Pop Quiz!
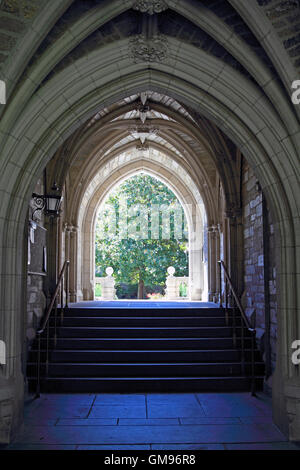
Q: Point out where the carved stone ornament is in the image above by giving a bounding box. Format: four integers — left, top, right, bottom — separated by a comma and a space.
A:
128, 120, 159, 134
136, 142, 149, 151
132, 0, 168, 15
129, 34, 169, 63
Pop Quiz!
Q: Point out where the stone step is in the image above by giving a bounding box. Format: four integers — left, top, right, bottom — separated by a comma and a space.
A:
60, 307, 226, 318
49, 316, 236, 327
44, 326, 251, 339
28, 348, 261, 363
27, 376, 264, 393
27, 361, 265, 377
35, 337, 255, 350
28, 306, 262, 394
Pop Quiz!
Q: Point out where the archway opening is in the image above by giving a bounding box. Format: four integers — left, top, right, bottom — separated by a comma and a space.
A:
94, 172, 201, 300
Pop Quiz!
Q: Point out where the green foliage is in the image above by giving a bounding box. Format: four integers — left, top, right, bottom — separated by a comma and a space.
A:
179, 282, 188, 297
116, 283, 140, 299
95, 174, 188, 290
94, 283, 102, 297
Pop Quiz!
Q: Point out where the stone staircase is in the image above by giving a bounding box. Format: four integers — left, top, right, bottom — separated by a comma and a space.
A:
27, 306, 264, 392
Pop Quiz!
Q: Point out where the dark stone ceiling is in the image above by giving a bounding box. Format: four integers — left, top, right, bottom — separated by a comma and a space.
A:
1, 0, 299, 83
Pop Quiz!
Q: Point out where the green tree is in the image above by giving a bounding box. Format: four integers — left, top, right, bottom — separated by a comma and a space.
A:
95, 174, 188, 298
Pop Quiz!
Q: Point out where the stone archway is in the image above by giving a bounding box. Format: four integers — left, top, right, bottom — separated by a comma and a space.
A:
0, 34, 298, 441
77, 153, 207, 302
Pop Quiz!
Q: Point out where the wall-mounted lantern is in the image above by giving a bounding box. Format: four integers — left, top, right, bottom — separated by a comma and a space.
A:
32, 182, 63, 220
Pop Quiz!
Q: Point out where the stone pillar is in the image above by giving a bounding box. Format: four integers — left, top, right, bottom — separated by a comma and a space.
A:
76, 227, 83, 301
207, 225, 218, 302
189, 247, 203, 301
44, 216, 59, 301
215, 225, 221, 303
64, 224, 71, 303
69, 226, 78, 303
224, 209, 243, 297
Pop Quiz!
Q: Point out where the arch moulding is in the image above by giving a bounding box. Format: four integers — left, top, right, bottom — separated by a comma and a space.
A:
75, 154, 207, 302
0, 38, 298, 441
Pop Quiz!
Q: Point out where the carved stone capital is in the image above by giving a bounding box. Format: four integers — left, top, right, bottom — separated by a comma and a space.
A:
129, 34, 169, 63
207, 225, 218, 233
132, 0, 168, 15
65, 224, 78, 234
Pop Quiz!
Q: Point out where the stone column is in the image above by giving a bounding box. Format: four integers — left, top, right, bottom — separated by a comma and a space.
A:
44, 216, 59, 301
215, 225, 221, 302
189, 247, 203, 301
207, 225, 218, 302
69, 225, 78, 303
224, 209, 243, 297
64, 224, 81, 303
64, 224, 72, 303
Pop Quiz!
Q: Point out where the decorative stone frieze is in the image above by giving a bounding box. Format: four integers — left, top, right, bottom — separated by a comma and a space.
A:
129, 34, 169, 63
132, 0, 168, 15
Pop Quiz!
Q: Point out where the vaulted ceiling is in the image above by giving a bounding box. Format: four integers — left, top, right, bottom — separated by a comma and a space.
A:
0, 0, 299, 227
1, 0, 299, 90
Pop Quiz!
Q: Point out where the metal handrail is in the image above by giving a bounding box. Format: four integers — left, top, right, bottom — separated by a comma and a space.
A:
218, 260, 256, 396
37, 260, 69, 334
35, 260, 70, 397
218, 261, 254, 332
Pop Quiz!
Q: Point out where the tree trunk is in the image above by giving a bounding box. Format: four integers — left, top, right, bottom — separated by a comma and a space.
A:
138, 279, 144, 299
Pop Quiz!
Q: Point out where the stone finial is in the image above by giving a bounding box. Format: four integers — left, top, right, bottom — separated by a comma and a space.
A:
167, 266, 175, 276
132, 0, 168, 15
106, 266, 114, 276
129, 34, 169, 63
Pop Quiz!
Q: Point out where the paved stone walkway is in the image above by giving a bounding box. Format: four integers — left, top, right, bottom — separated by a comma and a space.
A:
4, 392, 300, 450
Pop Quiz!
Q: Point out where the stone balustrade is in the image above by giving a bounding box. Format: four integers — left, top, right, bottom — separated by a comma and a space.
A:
165, 266, 189, 300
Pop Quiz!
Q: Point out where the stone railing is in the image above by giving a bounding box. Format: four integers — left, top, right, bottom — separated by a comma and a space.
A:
95, 267, 116, 300
165, 266, 189, 300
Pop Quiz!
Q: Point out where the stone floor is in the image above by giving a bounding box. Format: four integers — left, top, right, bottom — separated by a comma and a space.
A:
4, 392, 300, 450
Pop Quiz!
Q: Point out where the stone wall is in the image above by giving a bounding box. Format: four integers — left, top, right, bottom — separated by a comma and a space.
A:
27, 178, 47, 345
26, 274, 46, 343
267, 207, 277, 380
242, 161, 277, 391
